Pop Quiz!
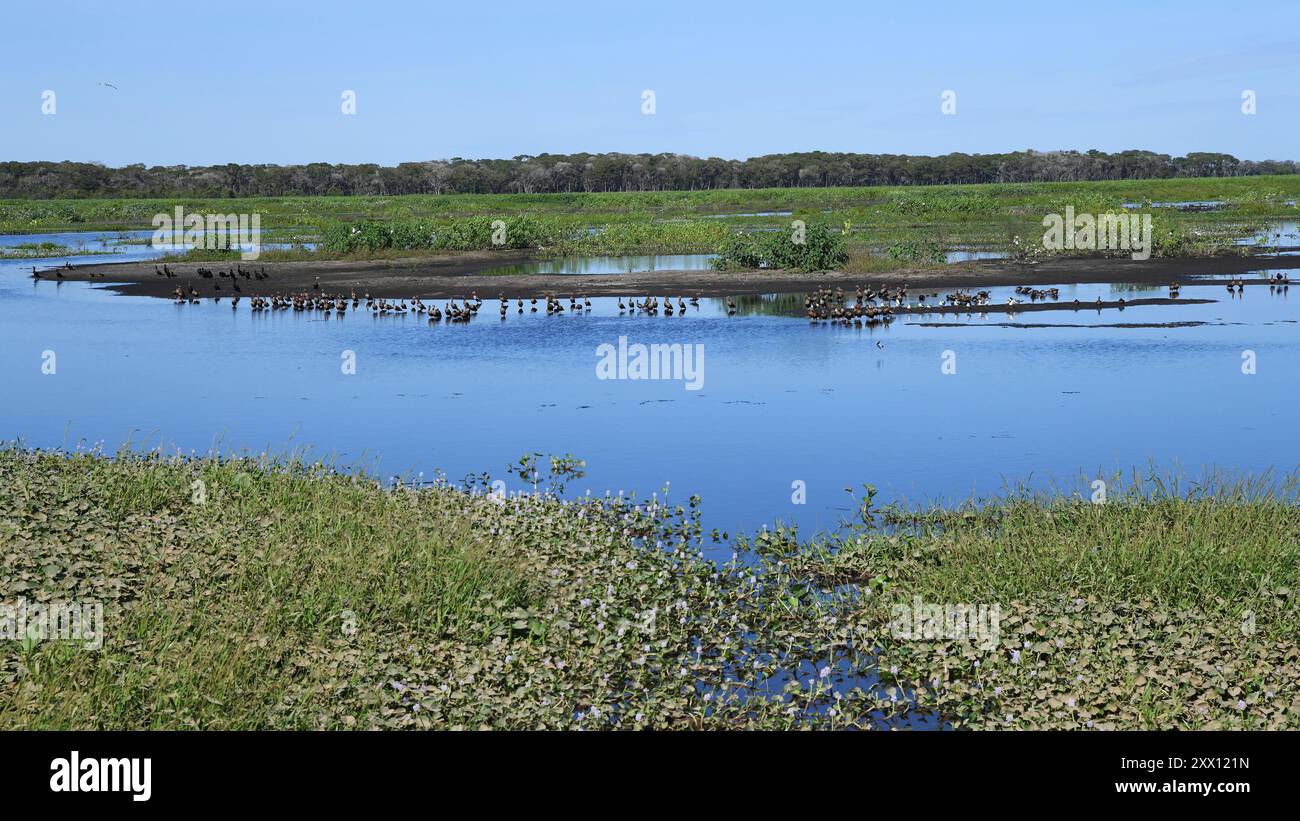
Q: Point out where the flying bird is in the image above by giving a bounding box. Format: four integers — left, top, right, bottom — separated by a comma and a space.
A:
97, 81, 118, 90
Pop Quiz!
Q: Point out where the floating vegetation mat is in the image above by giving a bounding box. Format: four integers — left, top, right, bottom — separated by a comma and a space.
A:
1, 448, 1297, 730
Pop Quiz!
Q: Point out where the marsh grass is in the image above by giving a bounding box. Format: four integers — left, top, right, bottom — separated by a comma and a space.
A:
1, 447, 530, 728
799, 472, 1299, 618
3, 448, 1297, 730
6, 176, 1297, 268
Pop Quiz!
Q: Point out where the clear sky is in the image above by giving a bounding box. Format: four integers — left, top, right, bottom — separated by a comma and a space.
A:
2, 0, 1296, 166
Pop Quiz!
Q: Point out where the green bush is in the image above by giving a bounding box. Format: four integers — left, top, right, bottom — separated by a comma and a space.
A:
712, 223, 848, 272
320, 215, 577, 254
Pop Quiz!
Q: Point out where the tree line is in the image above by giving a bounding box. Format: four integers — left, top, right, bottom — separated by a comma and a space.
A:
1, 150, 1294, 199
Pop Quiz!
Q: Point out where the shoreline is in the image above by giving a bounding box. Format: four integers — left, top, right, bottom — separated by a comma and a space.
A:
32, 250, 1297, 301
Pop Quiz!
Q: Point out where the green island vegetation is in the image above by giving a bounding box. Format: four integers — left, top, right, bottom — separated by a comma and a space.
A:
1, 175, 1297, 272
3, 447, 1296, 730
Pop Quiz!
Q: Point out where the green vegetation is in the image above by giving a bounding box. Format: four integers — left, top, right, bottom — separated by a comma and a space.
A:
322, 216, 560, 253
1, 241, 69, 259
790, 475, 1300, 729
0, 241, 115, 260
317, 215, 733, 258
712, 223, 849, 272
2, 175, 1297, 269
885, 238, 947, 264
3, 448, 1296, 730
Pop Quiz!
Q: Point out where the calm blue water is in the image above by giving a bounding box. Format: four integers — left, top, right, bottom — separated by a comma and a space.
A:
3, 232, 1298, 539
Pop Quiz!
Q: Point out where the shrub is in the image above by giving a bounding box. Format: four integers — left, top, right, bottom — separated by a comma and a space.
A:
320, 215, 576, 254
712, 223, 848, 272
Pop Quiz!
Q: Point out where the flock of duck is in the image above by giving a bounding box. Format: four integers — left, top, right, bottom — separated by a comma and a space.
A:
44, 262, 1292, 320
166, 281, 729, 323
1012, 286, 1063, 302
804, 285, 917, 323
158, 264, 734, 320
800, 284, 1061, 323
1225, 273, 1291, 296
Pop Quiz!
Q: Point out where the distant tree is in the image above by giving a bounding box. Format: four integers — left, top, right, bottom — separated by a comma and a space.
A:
0, 150, 1293, 199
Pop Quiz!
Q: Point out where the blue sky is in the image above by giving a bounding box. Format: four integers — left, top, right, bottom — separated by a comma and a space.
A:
2, 0, 1296, 166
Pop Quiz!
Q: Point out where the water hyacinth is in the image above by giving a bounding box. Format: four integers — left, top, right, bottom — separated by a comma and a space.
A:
1, 447, 1297, 730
